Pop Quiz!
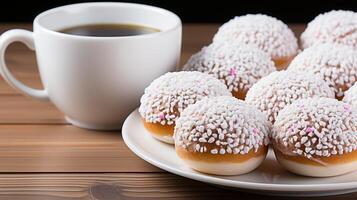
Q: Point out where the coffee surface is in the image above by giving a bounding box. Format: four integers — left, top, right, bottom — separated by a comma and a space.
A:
59, 23, 160, 37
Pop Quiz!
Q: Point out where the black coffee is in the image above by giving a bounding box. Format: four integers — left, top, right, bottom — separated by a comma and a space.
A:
59, 23, 160, 37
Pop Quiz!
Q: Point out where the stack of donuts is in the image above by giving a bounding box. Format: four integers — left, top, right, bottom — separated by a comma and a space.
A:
139, 10, 357, 177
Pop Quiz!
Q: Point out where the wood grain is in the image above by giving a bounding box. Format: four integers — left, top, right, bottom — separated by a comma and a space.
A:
0, 124, 159, 172
0, 95, 64, 124
0, 173, 353, 200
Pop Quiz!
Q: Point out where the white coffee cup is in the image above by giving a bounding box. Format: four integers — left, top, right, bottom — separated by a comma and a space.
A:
0, 3, 181, 130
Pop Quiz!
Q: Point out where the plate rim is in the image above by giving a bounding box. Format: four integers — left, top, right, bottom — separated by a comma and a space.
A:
122, 109, 357, 192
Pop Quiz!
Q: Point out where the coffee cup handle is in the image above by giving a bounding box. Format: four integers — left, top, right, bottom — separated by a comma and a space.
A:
0, 29, 49, 101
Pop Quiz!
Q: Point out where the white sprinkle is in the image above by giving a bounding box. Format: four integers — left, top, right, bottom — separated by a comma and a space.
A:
219, 148, 226, 154
233, 148, 240, 154
198, 138, 207, 143
305, 147, 312, 153
195, 144, 200, 151
301, 136, 308, 144
295, 142, 301, 148
211, 149, 218, 154
208, 137, 215, 143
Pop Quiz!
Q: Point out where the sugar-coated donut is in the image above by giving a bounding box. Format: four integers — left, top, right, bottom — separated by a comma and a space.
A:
139, 71, 231, 144
174, 96, 271, 175
245, 70, 334, 124
213, 14, 299, 70
288, 43, 357, 100
273, 97, 357, 177
183, 43, 275, 99
301, 10, 357, 49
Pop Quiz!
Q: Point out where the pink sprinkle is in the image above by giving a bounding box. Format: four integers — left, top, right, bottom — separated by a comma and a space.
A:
298, 104, 304, 109
343, 104, 349, 112
159, 113, 165, 120
288, 124, 297, 132
229, 68, 236, 76
306, 127, 314, 133
252, 128, 257, 135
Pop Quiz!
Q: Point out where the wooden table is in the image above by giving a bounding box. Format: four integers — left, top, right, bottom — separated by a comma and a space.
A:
0, 23, 355, 200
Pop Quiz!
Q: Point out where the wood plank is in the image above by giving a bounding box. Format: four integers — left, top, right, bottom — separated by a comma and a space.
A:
0, 173, 244, 200
0, 173, 353, 200
0, 95, 64, 124
0, 125, 160, 172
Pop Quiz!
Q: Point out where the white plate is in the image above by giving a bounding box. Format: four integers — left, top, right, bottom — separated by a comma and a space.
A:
122, 109, 357, 197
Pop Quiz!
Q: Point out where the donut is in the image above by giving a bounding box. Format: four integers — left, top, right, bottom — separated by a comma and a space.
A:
288, 43, 357, 100
174, 96, 271, 175
139, 71, 231, 144
213, 14, 299, 70
301, 10, 357, 49
245, 70, 334, 124
343, 82, 357, 108
183, 43, 275, 99
273, 97, 357, 177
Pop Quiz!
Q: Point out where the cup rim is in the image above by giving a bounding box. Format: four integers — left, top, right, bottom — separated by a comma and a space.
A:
33, 2, 182, 40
